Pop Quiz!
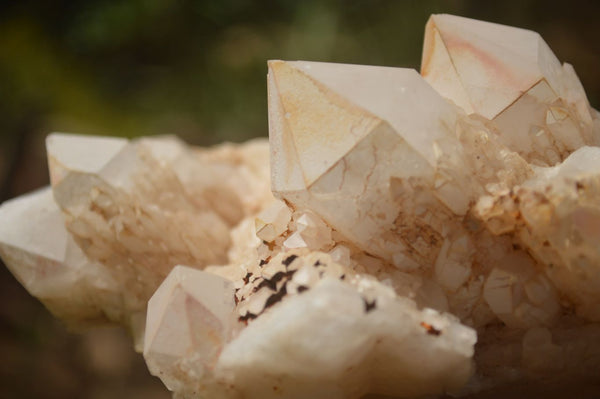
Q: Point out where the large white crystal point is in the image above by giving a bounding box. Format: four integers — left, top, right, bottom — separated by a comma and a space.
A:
268, 60, 530, 269
0, 187, 121, 326
422, 14, 556, 119
268, 60, 453, 265
144, 266, 237, 393
422, 14, 597, 165
269, 60, 458, 186
218, 278, 476, 399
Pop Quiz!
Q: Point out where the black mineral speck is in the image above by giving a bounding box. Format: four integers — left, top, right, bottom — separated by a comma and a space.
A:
264, 286, 287, 309
239, 312, 258, 322
297, 285, 309, 293
256, 278, 277, 291
283, 254, 298, 266
363, 299, 376, 313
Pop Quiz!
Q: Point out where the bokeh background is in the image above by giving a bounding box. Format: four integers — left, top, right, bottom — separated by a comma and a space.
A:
0, 1, 599, 398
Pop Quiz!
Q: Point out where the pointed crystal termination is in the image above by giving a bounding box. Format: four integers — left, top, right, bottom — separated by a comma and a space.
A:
144, 266, 238, 394
422, 14, 598, 166
255, 199, 292, 242
46, 133, 233, 319
0, 187, 122, 327
10, 133, 270, 349
267, 60, 530, 270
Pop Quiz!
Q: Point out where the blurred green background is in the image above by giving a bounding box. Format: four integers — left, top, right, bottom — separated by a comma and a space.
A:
0, 0, 599, 398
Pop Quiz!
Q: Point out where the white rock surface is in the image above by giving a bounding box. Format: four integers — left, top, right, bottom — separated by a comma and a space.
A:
218, 278, 476, 399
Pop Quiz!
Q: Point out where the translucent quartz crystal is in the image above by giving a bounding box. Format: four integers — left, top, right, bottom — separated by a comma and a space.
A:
1, 13, 600, 399
144, 266, 238, 394
1, 134, 271, 347
255, 199, 292, 242
422, 14, 599, 166
0, 187, 121, 326
267, 60, 530, 270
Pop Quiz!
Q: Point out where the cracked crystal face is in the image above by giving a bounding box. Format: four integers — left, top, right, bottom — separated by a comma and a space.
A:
267, 60, 531, 271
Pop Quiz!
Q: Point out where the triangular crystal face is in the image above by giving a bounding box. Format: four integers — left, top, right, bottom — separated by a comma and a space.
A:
144, 266, 236, 387
268, 60, 381, 188
0, 187, 68, 264
268, 60, 459, 192
46, 133, 128, 186
0, 187, 121, 325
422, 14, 562, 119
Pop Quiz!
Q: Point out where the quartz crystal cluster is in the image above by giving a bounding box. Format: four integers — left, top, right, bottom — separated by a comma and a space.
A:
1, 14, 600, 399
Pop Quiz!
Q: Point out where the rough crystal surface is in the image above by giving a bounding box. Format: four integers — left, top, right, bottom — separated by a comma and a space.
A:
1, 13, 599, 399
2, 134, 271, 348
422, 14, 599, 166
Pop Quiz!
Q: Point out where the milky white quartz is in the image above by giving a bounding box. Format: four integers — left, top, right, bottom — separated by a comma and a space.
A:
148, 256, 476, 399
144, 266, 239, 395
0, 187, 121, 326
1, 13, 599, 399
267, 60, 530, 271
218, 278, 475, 399
1, 134, 272, 348
422, 14, 599, 166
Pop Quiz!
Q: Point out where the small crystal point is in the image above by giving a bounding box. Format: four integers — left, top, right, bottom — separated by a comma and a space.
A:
46, 133, 128, 186
144, 266, 237, 391
0, 187, 120, 326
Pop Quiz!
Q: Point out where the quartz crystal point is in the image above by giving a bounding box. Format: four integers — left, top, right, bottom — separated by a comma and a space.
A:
422, 14, 599, 166
144, 266, 238, 395
267, 60, 530, 272
1, 133, 271, 347
0, 187, 121, 326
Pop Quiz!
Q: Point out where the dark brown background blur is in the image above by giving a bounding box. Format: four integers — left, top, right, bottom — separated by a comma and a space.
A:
0, 1, 599, 398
